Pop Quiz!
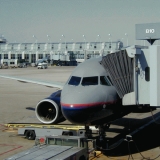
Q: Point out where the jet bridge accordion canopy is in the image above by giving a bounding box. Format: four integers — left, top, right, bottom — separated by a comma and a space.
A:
101, 50, 134, 99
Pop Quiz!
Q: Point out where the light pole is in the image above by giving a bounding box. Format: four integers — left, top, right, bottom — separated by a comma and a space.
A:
108, 34, 112, 51
83, 35, 87, 61
121, 38, 124, 47
97, 35, 103, 56
62, 34, 67, 55
125, 33, 128, 46
58, 39, 62, 59
47, 35, 51, 45
95, 34, 101, 46
47, 35, 51, 59
83, 35, 86, 49
71, 39, 75, 51
33, 35, 37, 44
33, 35, 37, 61
97, 35, 101, 43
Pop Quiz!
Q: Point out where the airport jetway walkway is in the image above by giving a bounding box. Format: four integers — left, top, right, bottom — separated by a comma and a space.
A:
101, 50, 134, 98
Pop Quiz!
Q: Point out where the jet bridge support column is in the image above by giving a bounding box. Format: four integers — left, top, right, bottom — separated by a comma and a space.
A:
150, 45, 160, 107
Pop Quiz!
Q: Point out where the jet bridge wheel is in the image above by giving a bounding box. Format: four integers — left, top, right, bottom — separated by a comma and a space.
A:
25, 130, 36, 140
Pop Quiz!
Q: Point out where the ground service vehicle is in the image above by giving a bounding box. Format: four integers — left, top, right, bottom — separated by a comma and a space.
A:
5, 135, 90, 160
18, 126, 87, 140
37, 61, 48, 69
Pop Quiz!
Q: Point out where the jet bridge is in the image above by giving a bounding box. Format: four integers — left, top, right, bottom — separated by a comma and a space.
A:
101, 22, 160, 107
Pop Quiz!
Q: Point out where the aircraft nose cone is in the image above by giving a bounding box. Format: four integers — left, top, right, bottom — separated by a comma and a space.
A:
61, 85, 103, 124
61, 105, 88, 124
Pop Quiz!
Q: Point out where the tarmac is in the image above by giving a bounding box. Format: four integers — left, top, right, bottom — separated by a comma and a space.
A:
0, 66, 160, 160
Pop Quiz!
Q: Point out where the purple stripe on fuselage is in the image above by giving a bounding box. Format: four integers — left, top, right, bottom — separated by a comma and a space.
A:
61, 101, 116, 109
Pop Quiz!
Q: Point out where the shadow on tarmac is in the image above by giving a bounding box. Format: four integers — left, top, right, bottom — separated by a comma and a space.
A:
26, 107, 35, 111
103, 112, 160, 157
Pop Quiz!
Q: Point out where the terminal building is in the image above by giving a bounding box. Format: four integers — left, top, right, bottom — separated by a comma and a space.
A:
0, 36, 123, 66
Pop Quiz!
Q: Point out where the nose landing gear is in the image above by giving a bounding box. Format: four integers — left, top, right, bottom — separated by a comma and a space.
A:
84, 123, 110, 150
84, 126, 92, 138
95, 124, 110, 150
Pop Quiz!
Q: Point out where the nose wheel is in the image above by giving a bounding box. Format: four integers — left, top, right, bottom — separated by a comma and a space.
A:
84, 126, 92, 138
95, 123, 110, 150
84, 124, 110, 150
95, 123, 110, 139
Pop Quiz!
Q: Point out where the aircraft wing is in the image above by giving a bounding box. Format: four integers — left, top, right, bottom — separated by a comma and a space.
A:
0, 74, 64, 89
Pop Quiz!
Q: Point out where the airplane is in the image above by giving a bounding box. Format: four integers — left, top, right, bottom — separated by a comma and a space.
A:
0, 57, 149, 141
35, 57, 123, 126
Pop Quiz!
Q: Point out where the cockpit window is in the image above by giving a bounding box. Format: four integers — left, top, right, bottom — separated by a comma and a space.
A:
68, 76, 81, 86
82, 76, 98, 86
100, 76, 111, 86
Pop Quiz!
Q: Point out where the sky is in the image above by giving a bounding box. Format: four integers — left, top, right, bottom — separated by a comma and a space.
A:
0, 0, 160, 45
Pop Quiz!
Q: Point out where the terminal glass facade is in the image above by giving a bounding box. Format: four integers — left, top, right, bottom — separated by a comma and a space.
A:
0, 41, 123, 65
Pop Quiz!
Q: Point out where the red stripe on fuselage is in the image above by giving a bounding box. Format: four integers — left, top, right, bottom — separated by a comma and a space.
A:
61, 100, 116, 108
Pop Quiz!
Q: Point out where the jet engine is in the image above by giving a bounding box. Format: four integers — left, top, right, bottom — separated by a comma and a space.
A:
35, 90, 65, 124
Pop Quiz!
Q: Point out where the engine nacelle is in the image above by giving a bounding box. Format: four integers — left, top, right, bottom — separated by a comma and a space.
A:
35, 99, 65, 124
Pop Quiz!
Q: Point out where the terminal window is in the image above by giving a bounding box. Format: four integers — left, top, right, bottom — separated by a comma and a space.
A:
77, 54, 84, 59
31, 54, 36, 63
4, 54, 8, 59
38, 54, 43, 59
17, 54, 22, 59
11, 54, 15, 59
25, 54, 29, 59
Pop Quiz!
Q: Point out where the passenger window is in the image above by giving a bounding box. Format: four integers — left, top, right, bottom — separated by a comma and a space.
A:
68, 76, 81, 86
100, 76, 111, 86
82, 76, 98, 86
